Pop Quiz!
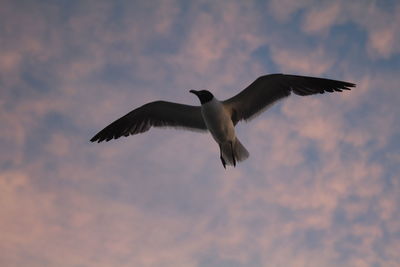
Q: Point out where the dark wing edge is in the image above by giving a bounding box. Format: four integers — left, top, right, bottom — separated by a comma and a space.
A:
90, 101, 207, 143
223, 73, 356, 124
284, 74, 356, 96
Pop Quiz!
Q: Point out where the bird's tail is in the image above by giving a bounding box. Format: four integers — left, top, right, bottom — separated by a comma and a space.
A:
220, 137, 249, 167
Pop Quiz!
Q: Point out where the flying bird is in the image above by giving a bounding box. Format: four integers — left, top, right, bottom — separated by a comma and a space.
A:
90, 74, 355, 168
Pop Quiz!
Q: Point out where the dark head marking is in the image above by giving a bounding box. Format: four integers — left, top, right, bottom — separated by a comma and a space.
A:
189, 90, 214, 104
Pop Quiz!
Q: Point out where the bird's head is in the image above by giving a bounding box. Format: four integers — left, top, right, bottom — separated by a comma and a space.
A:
189, 90, 214, 104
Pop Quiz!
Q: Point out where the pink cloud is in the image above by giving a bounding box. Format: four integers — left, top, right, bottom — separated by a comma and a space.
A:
302, 2, 341, 34
268, 0, 313, 22
368, 26, 398, 59
269, 46, 334, 75
364, 4, 400, 59
345, 1, 400, 59
0, 51, 21, 73
269, 0, 400, 59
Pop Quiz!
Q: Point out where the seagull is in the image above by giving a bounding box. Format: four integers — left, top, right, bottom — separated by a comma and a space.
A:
90, 74, 355, 168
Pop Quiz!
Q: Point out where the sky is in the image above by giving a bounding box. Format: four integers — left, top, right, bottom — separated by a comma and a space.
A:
1, 0, 400, 266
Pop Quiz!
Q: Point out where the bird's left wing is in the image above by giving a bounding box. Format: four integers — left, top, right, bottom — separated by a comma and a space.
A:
223, 74, 355, 124
90, 101, 207, 143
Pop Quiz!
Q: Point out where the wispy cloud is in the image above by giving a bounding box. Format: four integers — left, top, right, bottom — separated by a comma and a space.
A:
302, 2, 341, 34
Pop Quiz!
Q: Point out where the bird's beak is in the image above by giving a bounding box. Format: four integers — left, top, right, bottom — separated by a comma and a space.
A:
189, 90, 198, 95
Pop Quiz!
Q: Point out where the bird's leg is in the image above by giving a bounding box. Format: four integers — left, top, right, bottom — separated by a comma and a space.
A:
230, 141, 236, 167
219, 144, 226, 169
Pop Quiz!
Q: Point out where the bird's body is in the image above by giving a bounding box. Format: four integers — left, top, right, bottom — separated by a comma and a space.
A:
91, 73, 355, 168
200, 97, 248, 167
201, 97, 235, 144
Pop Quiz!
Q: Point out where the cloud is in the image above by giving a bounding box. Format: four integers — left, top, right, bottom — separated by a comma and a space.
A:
368, 24, 399, 59
268, 0, 400, 59
302, 2, 341, 34
267, 0, 313, 22
269, 45, 334, 75
350, 1, 400, 58
165, 0, 265, 95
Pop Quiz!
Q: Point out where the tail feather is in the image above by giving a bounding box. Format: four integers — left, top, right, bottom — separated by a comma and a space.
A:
221, 137, 249, 166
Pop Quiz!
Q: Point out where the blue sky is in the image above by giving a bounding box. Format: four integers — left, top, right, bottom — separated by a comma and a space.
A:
1, 0, 400, 266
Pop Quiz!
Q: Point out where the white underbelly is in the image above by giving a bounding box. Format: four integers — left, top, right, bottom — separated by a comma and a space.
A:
201, 100, 235, 143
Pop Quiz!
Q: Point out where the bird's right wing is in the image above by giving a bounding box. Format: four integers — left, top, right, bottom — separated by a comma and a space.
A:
223, 74, 355, 124
90, 101, 207, 143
